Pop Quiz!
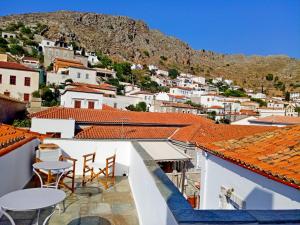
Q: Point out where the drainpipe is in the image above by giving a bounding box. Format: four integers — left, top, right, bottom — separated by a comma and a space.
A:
181, 161, 186, 194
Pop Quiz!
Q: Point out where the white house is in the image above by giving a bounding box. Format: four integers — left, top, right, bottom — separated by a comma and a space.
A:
47, 67, 98, 85
199, 125, 300, 210
170, 86, 193, 97
248, 92, 267, 100
129, 91, 155, 109
191, 76, 206, 86
60, 86, 103, 109
0, 61, 39, 102
85, 52, 99, 66
1, 32, 16, 40
38, 39, 55, 53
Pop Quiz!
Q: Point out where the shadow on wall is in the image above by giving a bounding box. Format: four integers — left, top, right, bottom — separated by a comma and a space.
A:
244, 187, 273, 209
210, 155, 300, 205
68, 216, 112, 225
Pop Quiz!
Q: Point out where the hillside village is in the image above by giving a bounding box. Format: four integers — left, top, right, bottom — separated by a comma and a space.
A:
0, 16, 300, 225
1, 21, 300, 127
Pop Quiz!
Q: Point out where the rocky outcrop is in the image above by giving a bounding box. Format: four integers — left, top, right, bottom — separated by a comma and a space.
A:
0, 11, 299, 91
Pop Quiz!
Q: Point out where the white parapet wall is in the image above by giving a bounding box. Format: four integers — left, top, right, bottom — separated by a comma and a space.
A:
42, 138, 131, 176
30, 118, 75, 138
0, 139, 39, 197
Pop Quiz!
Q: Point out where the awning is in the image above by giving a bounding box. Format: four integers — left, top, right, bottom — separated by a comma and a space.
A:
138, 141, 191, 162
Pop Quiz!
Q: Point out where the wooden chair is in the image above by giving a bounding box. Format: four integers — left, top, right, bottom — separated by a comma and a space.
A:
35, 144, 77, 192
82, 152, 116, 189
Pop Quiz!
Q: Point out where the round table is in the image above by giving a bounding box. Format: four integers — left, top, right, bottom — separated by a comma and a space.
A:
33, 161, 72, 189
0, 188, 66, 225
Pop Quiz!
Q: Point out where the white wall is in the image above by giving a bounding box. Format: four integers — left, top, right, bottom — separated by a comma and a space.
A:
47, 67, 97, 85
103, 95, 140, 109
42, 139, 131, 176
0, 139, 39, 197
31, 118, 75, 138
60, 91, 103, 109
200, 151, 300, 210
128, 143, 178, 225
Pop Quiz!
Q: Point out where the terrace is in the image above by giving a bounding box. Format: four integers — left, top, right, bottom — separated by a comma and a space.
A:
0, 134, 300, 225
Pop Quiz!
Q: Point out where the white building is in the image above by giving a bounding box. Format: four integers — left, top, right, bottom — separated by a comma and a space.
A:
1, 32, 16, 40
191, 76, 206, 86
0, 61, 39, 102
85, 52, 99, 66
199, 125, 300, 210
248, 92, 267, 100
38, 39, 55, 53
60, 86, 103, 109
129, 91, 155, 109
47, 67, 98, 85
170, 86, 193, 97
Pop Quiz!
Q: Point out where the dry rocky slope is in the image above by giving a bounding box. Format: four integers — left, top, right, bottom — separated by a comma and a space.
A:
1, 11, 299, 92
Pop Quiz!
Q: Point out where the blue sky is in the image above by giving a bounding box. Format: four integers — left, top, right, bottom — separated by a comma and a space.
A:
1, 0, 299, 58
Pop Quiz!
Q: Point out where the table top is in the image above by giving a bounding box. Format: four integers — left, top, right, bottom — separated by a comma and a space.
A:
0, 188, 66, 211
33, 161, 72, 170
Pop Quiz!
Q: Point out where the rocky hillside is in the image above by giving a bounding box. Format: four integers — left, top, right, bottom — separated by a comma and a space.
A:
0, 11, 299, 93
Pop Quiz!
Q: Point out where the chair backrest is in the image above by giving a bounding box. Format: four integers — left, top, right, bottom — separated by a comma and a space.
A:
106, 154, 116, 177
36, 148, 62, 161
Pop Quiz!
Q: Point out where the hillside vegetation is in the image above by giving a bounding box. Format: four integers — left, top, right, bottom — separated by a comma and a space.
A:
0, 11, 299, 94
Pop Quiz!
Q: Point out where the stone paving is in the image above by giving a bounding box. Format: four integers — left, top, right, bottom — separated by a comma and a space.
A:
0, 177, 139, 225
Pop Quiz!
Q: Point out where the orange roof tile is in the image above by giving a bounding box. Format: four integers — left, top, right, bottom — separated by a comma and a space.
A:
172, 123, 276, 144
70, 82, 117, 91
30, 107, 213, 126
76, 125, 177, 139
0, 61, 37, 72
102, 104, 121, 111
0, 124, 37, 157
249, 116, 300, 125
64, 86, 104, 95
168, 94, 186, 99
200, 125, 300, 189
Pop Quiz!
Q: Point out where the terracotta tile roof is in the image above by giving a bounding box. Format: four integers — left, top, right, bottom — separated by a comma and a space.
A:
70, 83, 117, 91
162, 102, 198, 109
22, 56, 39, 62
102, 104, 120, 111
200, 126, 300, 189
249, 116, 300, 125
168, 94, 186, 99
30, 107, 213, 126
130, 91, 154, 95
0, 94, 26, 104
0, 124, 36, 157
240, 109, 258, 116
76, 125, 177, 139
64, 86, 104, 95
207, 105, 223, 109
0, 61, 37, 72
172, 123, 276, 144
54, 58, 82, 64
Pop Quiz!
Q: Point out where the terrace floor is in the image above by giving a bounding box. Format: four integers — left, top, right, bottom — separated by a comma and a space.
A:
0, 177, 139, 225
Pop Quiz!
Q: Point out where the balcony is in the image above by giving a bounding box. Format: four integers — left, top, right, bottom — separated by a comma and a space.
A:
0, 138, 300, 225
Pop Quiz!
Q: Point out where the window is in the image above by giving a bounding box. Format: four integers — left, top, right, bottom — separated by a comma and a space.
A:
0, 74, 2, 84
85, 74, 89, 79
24, 77, 31, 86
10, 76, 16, 85
24, 93, 30, 102
4, 91, 10, 96
88, 101, 95, 109
74, 100, 81, 108
77, 73, 81, 78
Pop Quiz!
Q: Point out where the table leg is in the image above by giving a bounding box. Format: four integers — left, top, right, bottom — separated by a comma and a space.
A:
32, 209, 40, 225
42, 205, 56, 225
33, 168, 44, 188
0, 208, 16, 225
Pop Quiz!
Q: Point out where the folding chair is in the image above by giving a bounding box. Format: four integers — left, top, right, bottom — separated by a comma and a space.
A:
82, 153, 116, 189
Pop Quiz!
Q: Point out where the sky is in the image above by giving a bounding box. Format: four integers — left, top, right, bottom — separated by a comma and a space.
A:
0, 0, 299, 58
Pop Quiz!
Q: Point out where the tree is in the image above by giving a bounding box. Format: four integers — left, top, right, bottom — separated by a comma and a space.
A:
266, 73, 273, 81
223, 89, 246, 97
168, 68, 179, 79
285, 91, 290, 101
126, 102, 147, 112
9, 44, 26, 56
32, 90, 41, 98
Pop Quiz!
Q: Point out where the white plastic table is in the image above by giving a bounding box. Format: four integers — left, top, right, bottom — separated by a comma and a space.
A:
0, 188, 66, 225
33, 161, 72, 189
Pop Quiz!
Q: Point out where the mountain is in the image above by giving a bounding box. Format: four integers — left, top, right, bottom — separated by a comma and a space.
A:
0, 11, 299, 93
